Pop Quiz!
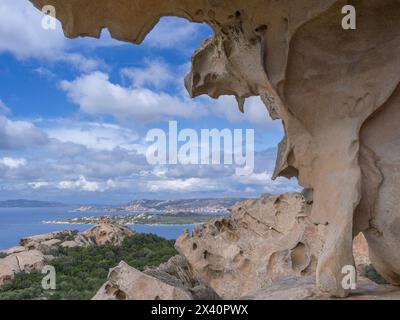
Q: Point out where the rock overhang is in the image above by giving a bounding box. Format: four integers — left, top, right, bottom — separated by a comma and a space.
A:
29, 0, 400, 298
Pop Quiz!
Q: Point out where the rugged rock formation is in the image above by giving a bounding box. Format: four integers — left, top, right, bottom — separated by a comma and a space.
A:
21, 230, 76, 252
353, 233, 371, 273
29, 0, 400, 297
94, 255, 219, 300
93, 193, 372, 300
19, 221, 135, 250
0, 222, 135, 287
82, 220, 135, 246
0, 250, 47, 286
93, 261, 192, 300
176, 193, 323, 298
242, 276, 400, 300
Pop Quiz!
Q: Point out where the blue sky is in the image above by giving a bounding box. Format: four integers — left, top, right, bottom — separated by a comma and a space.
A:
0, 1, 299, 204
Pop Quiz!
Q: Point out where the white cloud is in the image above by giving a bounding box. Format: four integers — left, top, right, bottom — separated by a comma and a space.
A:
60, 72, 207, 122
236, 171, 273, 185
0, 1, 64, 59
33, 67, 56, 79
44, 120, 140, 151
0, 157, 27, 169
58, 176, 115, 192
121, 59, 174, 89
28, 181, 49, 189
212, 96, 282, 129
0, 100, 10, 114
0, 1, 104, 72
147, 177, 222, 192
0, 115, 48, 149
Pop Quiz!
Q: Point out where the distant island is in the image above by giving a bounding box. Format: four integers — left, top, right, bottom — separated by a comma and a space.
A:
43, 211, 228, 226
0, 199, 68, 208
44, 198, 248, 226
73, 198, 247, 214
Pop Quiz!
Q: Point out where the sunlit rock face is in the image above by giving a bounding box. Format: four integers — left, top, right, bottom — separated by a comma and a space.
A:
30, 0, 400, 297
176, 193, 325, 299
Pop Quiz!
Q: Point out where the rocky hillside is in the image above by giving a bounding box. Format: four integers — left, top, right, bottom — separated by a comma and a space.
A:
93, 193, 394, 300
0, 221, 135, 287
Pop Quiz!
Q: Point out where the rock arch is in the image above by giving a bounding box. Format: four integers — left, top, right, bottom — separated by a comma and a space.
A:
30, 0, 400, 297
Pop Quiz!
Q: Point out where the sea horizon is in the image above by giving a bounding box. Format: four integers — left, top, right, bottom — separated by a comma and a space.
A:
0, 207, 197, 250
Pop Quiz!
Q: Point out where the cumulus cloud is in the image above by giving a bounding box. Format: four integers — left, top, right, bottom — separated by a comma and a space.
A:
60, 72, 207, 122
121, 60, 175, 90
0, 1, 104, 72
0, 157, 27, 169
211, 96, 282, 129
43, 120, 140, 151
0, 115, 48, 149
58, 176, 116, 192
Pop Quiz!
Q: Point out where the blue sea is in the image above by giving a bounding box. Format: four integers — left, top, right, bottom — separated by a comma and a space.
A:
0, 207, 197, 250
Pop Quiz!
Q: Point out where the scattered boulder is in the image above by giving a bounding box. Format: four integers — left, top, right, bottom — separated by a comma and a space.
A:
20, 230, 76, 250
60, 240, 82, 249
1, 246, 27, 256
145, 255, 220, 300
0, 221, 135, 288
93, 255, 219, 300
353, 233, 371, 273
82, 221, 135, 246
0, 250, 47, 286
93, 261, 192, 300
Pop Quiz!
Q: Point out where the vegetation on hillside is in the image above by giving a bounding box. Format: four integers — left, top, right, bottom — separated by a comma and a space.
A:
0, 234, 177, 300
363, 264, 388, 285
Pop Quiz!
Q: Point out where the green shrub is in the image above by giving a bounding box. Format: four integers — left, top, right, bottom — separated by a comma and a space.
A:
0, 233, 176, 300
363, 264, 388, 285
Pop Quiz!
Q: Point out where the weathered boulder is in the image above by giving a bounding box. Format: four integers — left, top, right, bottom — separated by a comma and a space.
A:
0, 246, 27, 256
94, 255, 219, 300
175, 193, 324, 299
81, 221, 135, 246
0, 256, 20, 286
17, 222, 134, 250
20, 230, 76, 250
0, 250, 47, 286
0, 222, 135, 287
145, 255, 220, 300
93, 261, 193, 300
353, 233, 371, 272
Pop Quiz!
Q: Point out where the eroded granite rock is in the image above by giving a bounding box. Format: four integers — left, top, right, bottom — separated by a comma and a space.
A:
242, 276, 400, 300
0, 250, 47, 286
176, 193, 324, 299
81, 221, 135, 246
93, 261, 193, 300
29, 0, 400, 297
0, 222, 135, 287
